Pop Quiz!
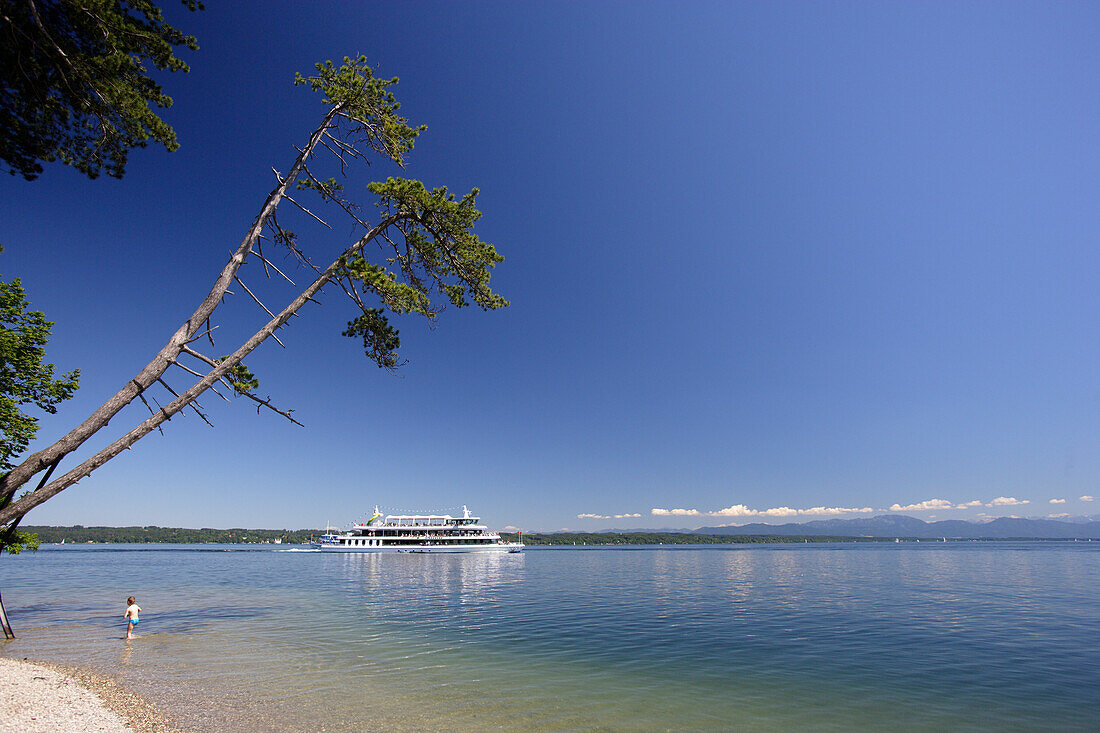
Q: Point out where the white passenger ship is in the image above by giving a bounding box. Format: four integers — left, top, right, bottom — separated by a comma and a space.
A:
310, 506, 523, 553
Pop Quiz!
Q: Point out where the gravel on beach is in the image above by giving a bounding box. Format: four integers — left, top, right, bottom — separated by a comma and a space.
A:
0, 657, 180, 733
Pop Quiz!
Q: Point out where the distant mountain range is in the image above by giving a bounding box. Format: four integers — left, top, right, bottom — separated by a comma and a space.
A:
695, 514, 1100, 539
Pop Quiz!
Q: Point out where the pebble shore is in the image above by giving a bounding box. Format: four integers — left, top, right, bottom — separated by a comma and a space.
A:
0, 657, 179, 733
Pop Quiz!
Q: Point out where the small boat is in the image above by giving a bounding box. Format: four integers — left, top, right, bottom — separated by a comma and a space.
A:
310, 505, 523, 554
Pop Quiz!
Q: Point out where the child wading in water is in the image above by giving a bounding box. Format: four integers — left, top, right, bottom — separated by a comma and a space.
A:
125, 596, 141, 639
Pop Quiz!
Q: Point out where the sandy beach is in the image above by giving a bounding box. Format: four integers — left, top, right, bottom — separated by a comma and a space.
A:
0, 657, 178, 733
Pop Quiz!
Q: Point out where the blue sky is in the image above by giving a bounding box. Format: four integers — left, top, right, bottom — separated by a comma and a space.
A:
1, 1, 1098, 531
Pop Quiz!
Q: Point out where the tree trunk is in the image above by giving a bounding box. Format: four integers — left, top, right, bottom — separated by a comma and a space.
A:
0, 590, 13, 639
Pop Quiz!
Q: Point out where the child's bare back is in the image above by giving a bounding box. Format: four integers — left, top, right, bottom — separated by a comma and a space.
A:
125, 596, 141, 639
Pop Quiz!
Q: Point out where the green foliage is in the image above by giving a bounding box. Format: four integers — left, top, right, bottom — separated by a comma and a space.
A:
296, 175, 344, 202
0, 258, 80, 473
0, 527, 39, 554
342, 309, 402, 370
0, 0, 202, 180
215, 357, 259, 395
294, 55, 425, 165
334, 180, 507, 367
366, 178, 508, 311
291, 58, 508, 370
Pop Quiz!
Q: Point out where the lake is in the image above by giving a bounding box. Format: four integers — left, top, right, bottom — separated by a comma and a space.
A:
1, 542, 1097, 731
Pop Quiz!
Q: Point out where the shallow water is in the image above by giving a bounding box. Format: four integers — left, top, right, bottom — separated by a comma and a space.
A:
2, 542, 1097, 731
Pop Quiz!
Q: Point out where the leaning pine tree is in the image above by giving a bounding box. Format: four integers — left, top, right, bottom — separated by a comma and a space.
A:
0, 57, 508, 632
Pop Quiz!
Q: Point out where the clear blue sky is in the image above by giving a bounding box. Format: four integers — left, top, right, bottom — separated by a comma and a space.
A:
2, 1, 1098, 531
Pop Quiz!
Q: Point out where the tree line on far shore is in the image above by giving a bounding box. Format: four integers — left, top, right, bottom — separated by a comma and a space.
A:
21, 526, 318, 545
501, 532, 885, 545
19, 526, 892, 545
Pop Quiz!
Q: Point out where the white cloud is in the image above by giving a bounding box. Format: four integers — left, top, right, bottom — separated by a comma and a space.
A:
710, 504, 759, 517
1049, 498, 1066, 504
799, 506, 874, 516
890, 499, 954, 512
653, 505, 872, 519
889, 498, 990, 512
760, 506, 800, 517
1048, 513, 1070, 519
578, 512, 643, 520
1081, 495, 1095, 502
988, 497, 1030, 507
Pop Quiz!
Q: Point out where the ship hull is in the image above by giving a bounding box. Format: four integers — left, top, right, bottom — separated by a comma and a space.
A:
310, 542, 523, 554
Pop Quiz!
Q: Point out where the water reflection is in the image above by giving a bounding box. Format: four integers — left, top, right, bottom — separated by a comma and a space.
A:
1, 543, 1097, 731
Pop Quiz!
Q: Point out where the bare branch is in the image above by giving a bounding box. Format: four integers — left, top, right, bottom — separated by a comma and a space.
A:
170, 360, 230, 405
30, 457, 60, 494
233, 276, 276, 320
330, 274, 367, 314
180, 345, 218, 367
233, 277, 285, 348
322, 131, 365, 161
241, 392, 304, 427
318, 138, 349, 173
157, 378, 213, 428
301, 166, 373, 230
254, 230, 271, 278
248, 245, 296, 286
135, 392, 165, 435
177, 359, 306, 426
283, 193, 333, 230
180, 346, 296, 423
185, 324, 219, 345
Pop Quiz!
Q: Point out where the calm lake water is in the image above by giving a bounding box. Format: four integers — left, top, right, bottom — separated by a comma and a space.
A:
1, 542, 1097, 731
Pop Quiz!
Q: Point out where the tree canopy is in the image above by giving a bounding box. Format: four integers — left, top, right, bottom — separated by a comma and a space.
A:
0, 0, 201, 180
